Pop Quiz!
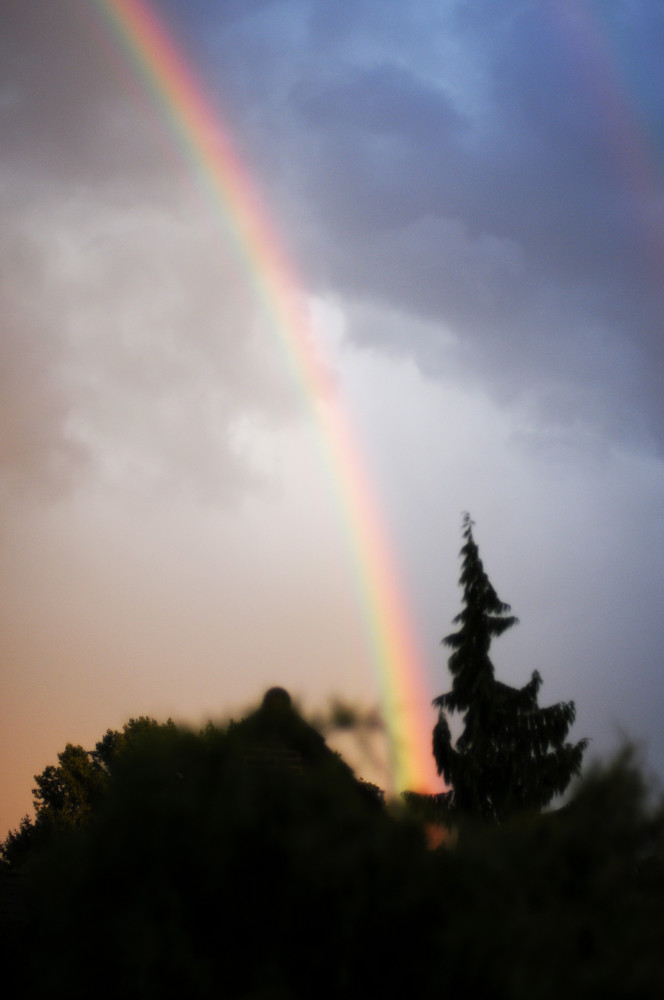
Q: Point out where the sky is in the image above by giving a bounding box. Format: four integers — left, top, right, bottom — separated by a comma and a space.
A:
2, 0, 664, 835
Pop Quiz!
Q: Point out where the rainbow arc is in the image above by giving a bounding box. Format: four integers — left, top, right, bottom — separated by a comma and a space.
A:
91, 0, 440, 792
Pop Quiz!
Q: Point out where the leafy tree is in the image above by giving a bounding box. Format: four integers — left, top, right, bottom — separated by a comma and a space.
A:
432, 514, 587, 824
22, 694, 436, 998
31, 743, 105, 824
1, 717, 171, 868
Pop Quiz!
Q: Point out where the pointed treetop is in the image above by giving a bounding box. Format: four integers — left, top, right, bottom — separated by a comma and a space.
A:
431, 514, 587, 824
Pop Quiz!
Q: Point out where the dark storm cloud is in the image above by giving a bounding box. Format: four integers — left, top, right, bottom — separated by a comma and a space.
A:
4, 0, 662, 487
192, 0, 664, 446
290, 63, 465, 235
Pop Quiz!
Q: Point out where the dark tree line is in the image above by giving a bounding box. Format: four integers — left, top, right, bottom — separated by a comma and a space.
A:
1, 520, 663, 998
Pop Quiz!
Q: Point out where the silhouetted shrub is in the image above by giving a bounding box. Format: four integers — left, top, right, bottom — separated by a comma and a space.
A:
25, 703, 435, 998
13, 700, 664, 999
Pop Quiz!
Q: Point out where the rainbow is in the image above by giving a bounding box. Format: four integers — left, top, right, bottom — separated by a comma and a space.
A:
89, 0, 440, 793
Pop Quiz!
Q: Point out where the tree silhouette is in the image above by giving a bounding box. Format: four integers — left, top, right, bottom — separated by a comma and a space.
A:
433, 514, 587, 824
1, 717, 172, 869
5, 692, 664, 997
16, 695, 436, 998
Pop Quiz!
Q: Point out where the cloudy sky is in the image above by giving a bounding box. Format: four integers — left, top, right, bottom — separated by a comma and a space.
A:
2, 0, 664, 834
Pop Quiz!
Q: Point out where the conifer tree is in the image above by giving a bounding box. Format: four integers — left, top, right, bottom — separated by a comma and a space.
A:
433, 514, 587, 824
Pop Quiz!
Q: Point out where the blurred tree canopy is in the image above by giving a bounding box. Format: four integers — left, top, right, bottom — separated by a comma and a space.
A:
2, 692, 663, 998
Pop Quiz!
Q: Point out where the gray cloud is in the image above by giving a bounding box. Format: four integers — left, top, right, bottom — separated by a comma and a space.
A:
0, 218, 87, 502
0, 2, 299, 509
190, 0, 664, 448
0, 2, 153, 184
4, 0, 662, 516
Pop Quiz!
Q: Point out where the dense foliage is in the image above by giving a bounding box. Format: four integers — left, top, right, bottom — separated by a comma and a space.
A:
0, 716, 173, 869
1, 693, 664, 997
432, 514, 588, 824
3, 693, 434, 997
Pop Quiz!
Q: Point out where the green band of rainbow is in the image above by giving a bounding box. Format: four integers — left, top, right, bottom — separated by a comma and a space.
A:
90, 0, 439, 793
